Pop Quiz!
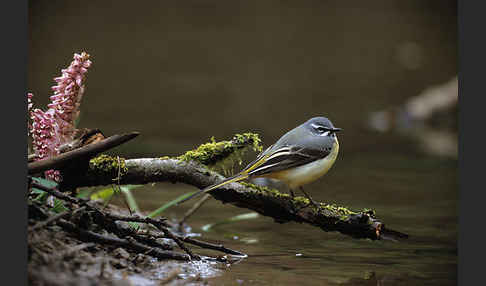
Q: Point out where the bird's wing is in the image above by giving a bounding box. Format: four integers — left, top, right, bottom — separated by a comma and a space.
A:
245, 145, 330, 177
239, 144, 274, 173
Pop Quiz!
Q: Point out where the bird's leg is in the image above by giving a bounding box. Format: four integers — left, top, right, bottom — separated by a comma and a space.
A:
287, 188, 300, 214
299, 187, 319, 208
288, 188, 295, 198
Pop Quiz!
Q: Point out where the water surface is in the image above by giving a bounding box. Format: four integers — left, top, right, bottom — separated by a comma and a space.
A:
113, 145, 456, 285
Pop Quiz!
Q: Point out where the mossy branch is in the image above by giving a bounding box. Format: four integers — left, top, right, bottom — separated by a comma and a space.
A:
59, 144, 408, 241
176, 133, 262, 166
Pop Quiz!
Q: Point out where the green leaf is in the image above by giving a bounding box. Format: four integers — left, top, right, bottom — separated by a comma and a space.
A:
120, 185, 140, 213
52, 199, 69, 213
127, 221, 141, 230
32, 191, 48, 202
119, 184, 143, 191
90, 187, 115, 201
147, 191, 199, 218
201, 212, 260, 232
31, 176, 58, 195
90, 184, 143, 201
29, 177, 67, 212
31, 176, 58, 188
76, 189, 93, 199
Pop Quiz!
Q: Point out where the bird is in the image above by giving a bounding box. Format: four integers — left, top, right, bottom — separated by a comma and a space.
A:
178, 116, 342, 206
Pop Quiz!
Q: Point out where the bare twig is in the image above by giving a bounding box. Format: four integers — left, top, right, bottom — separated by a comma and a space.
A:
29, 179, 247, 261
111, 156, 133, 215
28, 132, 139, 175
59, 129, 106, 153
104, 213, 198, 259
159, 227, 199, 260
29, 182, 200, 259
139, 230, 246, 257
103, 213, 168, 227
29, 210, 70, 231
30, 181, 87, 205
179, 194, 211, 225
57, 219, 190, 261
179, 236, 246, 257
97, 211, 243, 257
29, 177, 247, 266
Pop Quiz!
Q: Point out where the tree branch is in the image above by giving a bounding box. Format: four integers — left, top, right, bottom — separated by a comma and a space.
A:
61, 157, 409, 241
28, 131, 139, 175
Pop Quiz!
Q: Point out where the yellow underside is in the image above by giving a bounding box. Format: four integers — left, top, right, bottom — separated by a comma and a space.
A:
261, 139, 339, 189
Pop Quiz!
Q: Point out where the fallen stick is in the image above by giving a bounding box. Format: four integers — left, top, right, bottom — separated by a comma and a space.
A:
28, 132, 139, 175
179, 194, 211, 225
29, 210, 70, 231
102, 213, 198, 259
137, 229, 246, 257
57, 219, 190, 261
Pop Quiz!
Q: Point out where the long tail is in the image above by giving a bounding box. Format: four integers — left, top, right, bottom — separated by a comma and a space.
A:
177, 173, 249, 205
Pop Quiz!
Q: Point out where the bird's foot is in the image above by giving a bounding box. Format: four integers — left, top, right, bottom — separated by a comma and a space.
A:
299, 187, 320, 209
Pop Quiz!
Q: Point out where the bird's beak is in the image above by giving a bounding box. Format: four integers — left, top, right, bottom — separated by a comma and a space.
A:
331, 127, 342, 133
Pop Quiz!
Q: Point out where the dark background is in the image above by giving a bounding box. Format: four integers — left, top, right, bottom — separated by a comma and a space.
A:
28, 0, 457, 157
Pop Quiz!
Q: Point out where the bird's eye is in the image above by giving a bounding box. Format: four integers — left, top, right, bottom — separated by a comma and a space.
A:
311, 123, 331, 135
316, 126, 327, 133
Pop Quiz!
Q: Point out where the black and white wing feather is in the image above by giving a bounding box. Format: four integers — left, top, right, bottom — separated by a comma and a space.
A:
244, 145, 331, 177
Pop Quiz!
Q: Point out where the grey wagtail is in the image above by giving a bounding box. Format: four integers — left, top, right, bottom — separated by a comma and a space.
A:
179, 116, 342, 205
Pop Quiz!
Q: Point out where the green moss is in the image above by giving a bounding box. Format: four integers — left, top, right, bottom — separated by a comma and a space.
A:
88, 154, 128, 178
292, 196, 310, 204
232, 133, 263, 153
159, 156, 171, 160
240, 182, 288, 197
239, 182, 358, 218
318, 203, 355, 215
362, 208, 376, 217
177, 133, 263, 168
224, 181, 367, 224
305, 202, 358, 222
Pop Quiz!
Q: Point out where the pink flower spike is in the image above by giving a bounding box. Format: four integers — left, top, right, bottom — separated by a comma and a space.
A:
28, 51, 92, 183
54, 76, 66, 83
